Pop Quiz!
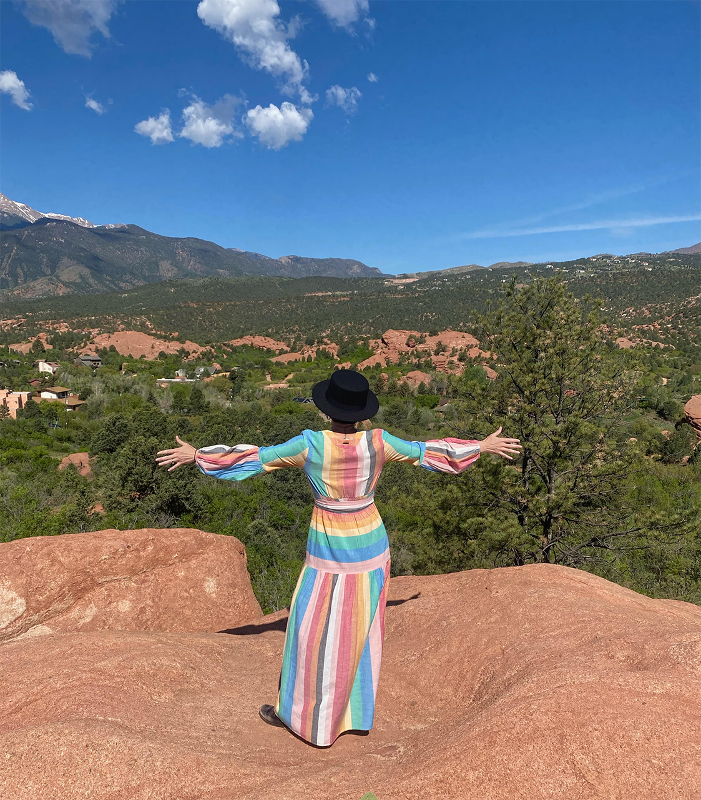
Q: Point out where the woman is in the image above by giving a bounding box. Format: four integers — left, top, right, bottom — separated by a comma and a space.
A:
156, 369, 521, 747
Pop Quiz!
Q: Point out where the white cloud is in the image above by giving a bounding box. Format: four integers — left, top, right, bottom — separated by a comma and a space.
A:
85, 96, 105, 115
314, 0, 369, 29
367, 72, 378, 83
19, 0, 119, 57
325, 84, 361, 114
0, 70, 32, 110
179, 94, 243, 148
459, 214, 701, 240
246, 102, 312, 149
197, 0, 314, 104
135, 111, 174, 145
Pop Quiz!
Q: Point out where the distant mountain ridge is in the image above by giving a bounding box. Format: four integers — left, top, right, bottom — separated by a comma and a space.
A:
671, 242, 701, 255
0, 217, 385, 301
0, 192, 123, 231
398, 260, 532, 279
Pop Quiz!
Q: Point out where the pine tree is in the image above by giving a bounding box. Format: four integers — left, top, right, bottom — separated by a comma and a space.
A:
461, 277, 646, 566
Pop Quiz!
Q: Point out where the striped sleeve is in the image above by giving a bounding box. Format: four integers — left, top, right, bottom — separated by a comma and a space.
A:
381, 431, 426, 464
421, 437, 481, 474
196, 434, 309, 480
259, 434, 309, 472
195, 444, 264, 481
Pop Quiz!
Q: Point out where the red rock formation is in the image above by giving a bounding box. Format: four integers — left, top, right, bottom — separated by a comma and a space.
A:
9, 332, 53, 353
83, 331, 204, 360
0, 529, 261, 643
58, 452, 93, 479
358, 329, 489, 377
401, 370, 432, 389
228, 336, 290, 352
1, 563, 698, 799
684, 395, 701, 441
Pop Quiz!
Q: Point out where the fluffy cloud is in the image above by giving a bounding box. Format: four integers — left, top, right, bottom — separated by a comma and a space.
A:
179, 94, 243, 148
246, 101, 312, 149
325, 84, 361, 114
367, 72, 378, 83
315, 0, 369, 29
197, 0, 314, 104
85, 96, 105, 114
0, 70, 32, 110
19, 0, 119, 57
316, 0, 375, 30
134, 111, 174, 145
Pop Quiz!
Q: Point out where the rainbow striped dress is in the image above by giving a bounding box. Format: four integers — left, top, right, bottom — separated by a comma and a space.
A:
196, 429, 480, 746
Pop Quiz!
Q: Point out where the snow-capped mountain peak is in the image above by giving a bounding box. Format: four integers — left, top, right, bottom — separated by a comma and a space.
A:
0, 192, 108, 229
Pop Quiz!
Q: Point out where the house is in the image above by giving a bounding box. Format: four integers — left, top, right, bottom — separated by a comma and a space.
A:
74, 354, 102, 369
41, 386, 70, 400
0, 389, 32, 419
194, 366, 218, 378
63, 396, 86, 411
40, 386, 85, 411
36, 360, 60, 375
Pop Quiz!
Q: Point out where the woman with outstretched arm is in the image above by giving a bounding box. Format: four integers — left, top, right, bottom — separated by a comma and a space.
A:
156, 370, 521, 747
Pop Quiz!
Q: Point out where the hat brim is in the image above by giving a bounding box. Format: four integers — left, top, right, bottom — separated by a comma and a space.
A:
312, 379, 380, 422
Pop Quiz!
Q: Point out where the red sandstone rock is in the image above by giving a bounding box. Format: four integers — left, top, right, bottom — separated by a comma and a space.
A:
1, 564, 698, 799
58, 452, 93, 479
84, 331, 204, 360
0, 528, 260, 643
684, 395, 701, 441
358, 329, 489, 377
228, 335, 290, 352
400, 370, 432, 389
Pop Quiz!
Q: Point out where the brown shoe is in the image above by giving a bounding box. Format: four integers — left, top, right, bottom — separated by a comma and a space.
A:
259, 704, 285, 728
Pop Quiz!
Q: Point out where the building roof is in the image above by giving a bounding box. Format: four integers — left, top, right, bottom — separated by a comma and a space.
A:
43, 386, 70, 394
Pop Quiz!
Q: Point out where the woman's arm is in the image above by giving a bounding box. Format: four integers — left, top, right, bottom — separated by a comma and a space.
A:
382, 427, 521, 475
155, 433, 309, 481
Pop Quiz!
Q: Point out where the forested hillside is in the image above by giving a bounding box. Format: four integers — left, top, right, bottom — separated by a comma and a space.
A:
0, 219, 383, 300
2, 277, 700, 613
2, 251, 700, 351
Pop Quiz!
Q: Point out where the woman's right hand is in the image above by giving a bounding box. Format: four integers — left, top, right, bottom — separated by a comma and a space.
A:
155, 436, 197, 471
479, 427, 522, 459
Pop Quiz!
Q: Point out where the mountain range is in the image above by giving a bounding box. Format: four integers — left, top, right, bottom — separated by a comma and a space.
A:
0, 193, 384, 300
1, 192, 698, 301
0, 192, 117, 231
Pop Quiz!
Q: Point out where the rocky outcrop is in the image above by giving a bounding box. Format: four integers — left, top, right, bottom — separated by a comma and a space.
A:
357, 329, 490, 377
227, 335, 290, 352
58, 452, 93, 479
85, 332, 204, 360
684, 395, 701, 441
0, 528, 261, 643
400, 370, 432, 388
1, 563, 698, 799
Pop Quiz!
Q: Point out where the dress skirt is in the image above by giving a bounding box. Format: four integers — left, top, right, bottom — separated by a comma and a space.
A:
274, 504, 391, 747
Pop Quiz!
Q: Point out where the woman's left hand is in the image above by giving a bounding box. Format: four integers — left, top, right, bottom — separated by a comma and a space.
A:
156, 436, 197, 471
479, 427, 522, 459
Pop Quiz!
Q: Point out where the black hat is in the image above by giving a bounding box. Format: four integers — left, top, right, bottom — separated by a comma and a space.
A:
312, 369, 379, 422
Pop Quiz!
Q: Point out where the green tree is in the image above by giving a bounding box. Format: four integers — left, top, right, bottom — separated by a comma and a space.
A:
31, 338, 46, 354
228, 368, 245, 397
189, 386, 209, 415
462, 277, 646, 566
90, 413, 132, 455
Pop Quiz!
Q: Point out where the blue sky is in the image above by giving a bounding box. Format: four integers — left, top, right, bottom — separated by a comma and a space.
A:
2, 0, 700, 273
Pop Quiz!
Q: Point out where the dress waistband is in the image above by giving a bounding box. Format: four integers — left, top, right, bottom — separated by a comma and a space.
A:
313, 494, 375, 513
